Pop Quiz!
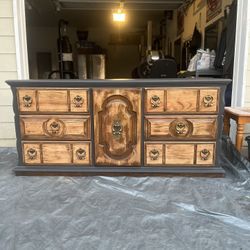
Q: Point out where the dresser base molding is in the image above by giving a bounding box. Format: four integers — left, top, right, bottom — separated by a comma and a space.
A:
13, 166, 225, 177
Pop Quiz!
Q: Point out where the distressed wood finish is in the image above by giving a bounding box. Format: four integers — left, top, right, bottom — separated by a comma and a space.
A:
144, 142, 215, 166
94, 88, 141, 166
7, 79, 230, 176
145, 88, 219, 113
22, 142, 91, 165
17, 88, 89, 113
20, 115, 91, 140
145, 115, 217, 140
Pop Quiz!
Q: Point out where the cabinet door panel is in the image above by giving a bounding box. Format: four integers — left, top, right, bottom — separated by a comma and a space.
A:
94, 89, 141, 166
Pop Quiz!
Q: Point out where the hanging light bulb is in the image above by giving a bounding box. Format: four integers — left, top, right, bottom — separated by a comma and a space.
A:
113, 1, 126, 22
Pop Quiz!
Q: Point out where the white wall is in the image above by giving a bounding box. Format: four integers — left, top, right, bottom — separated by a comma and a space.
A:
0, 0, 17, 147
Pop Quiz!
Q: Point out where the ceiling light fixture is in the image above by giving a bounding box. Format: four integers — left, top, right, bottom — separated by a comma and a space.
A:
113, 1, 126, 22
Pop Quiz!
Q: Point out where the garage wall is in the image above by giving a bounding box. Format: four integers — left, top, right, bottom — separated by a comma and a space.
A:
167, 0, 233, 55
0, 0, 17, 147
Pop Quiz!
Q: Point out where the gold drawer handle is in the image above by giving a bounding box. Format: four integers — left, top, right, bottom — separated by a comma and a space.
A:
112, 120, 123, 137
50, 121, 61, 135
151, 95, 161, 108
76, 148, 86, 160
23, 95, 33, 107
149, 149, 160, 160
200, 149, 210, 161
203, 95, 214, 107
73, 95, 83, 107
175, 122, 187, 135
27, 148, 37, 160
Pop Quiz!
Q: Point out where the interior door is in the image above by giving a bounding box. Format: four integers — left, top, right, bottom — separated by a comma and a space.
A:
93, 89, 141, 166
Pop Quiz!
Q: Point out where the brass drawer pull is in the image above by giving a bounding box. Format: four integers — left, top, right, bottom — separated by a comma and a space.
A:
203, 95, 214, 107
149, 149, 160, 160
175, 122, 187, 135
27, 148, 37, 160
200, 149, 210, 161
151, 95, 161, 108
112, 120, 123, 137
73, 95, 83, 107
23, 95, 33, 107
76, 148, 86, 160
50, 121, 61, 135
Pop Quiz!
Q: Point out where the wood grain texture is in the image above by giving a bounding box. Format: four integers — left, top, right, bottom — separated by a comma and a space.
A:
165, 143, 195, 164
145, 89, 165, 113
17, 89, 37, 112
199, 89, 219, 112
20, 115, 91, 140
70, 89, 89, 112
145, 143, 164, 165
93, 88, 141, 166
37, 90, 68, 112
196, 143, 215, 165
145, 115, 217, 140
166, 88, 198, 112
22, 141, 91, 165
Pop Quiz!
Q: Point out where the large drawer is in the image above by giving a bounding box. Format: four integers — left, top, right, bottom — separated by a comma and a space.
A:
17, 88, 89, 113
145, 142, 215, 166
22, 142, 91, 165
145, 115, 217, 140
145, 88, 219, 113
20, 115, 91, 140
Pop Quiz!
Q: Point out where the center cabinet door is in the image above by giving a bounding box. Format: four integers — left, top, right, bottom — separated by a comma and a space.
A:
93, 89, 141, 166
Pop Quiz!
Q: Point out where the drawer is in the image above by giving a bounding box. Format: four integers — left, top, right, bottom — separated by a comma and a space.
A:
145, 88, 219, 113
22, 142, 91, 165
17, 88, 89, 113
145, 115, 217, 140
20, 115, 91, 140
144, 142, 215, 166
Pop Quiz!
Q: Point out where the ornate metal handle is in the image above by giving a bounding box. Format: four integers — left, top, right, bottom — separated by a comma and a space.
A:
149, 148, 160, 160
175, 122, 187, 135
23, 95, 33, 107
50, 121, 61, 135
200, 149, 210, 161
151, 95, 161, 108
73, 95, 83, 107
76, 148, 86, 160
112, 120, 123, 137
203, 95, 214, 107
27, 148, 37, 160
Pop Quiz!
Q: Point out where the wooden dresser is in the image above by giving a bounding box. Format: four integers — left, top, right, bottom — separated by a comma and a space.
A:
7, 79, 230, 177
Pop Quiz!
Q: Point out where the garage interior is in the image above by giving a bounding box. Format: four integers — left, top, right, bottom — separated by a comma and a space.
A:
25, 0, 235, 84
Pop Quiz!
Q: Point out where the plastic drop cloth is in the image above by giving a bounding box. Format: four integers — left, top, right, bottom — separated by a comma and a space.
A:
0, 136, 250, 250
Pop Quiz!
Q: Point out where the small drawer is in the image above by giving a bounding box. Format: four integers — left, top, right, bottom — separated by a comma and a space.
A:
20, 115, 91, 140
145, 143, 164, 165
199, 89, 219, 112
144, 142, 216, 166
145, 89, 165, 113
17, 88, 89, 113
22, 142, 91, 165
145, 115, 217, 140
196, 143, 215, 165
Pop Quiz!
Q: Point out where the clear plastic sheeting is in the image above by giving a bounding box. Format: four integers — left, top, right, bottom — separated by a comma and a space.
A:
0, 136, 250, 250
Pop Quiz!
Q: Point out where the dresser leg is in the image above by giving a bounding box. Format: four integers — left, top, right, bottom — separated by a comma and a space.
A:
236, 124, 244, 151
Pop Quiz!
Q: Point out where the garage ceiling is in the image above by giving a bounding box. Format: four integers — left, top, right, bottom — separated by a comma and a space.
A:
25, 0, 184, 27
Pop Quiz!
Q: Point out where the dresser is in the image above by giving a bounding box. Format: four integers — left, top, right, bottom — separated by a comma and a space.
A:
7, 79, 230, 177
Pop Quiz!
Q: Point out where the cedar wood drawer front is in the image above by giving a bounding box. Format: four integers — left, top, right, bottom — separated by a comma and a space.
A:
17, 88, 89, 113
20, 115, 91, 140
145, 142, 215, 166
22, 142, 91, 165
145, 115, 217, 140
145, 88, 219, 113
